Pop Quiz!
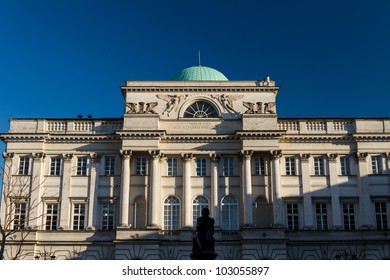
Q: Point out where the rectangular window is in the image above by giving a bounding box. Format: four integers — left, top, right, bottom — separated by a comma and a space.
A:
285, 157, 296, 176
77, 157, 88, 176
315, 203, 328, 230
254, 157, 266, 175
73, 204, 86, 230
101, 204, 115, 230
223, 157, 234, 176
136, 157, 147, 175
286, 203, 299, 230
50, 157, 62, 176
13, 203, 27, 229
371, 155, 383, 175
18, 156, 30, 175
196, 158, 207, 176
342, 203, 355, 230
45, 204, 58, 230
340, 156, 351, 175
375, 202, 388, 230
105, 156, 116, 176
314, 156, 325, 176
167, 158, 178, 176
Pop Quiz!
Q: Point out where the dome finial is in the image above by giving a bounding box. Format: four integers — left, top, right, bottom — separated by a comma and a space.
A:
198, 49, 201, 66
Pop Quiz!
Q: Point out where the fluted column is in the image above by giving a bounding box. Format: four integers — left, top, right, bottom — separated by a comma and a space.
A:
356, 152, 372, 228
59, 153, 73, 230
148, 150, 162, 229
182, 153, 193, 228
271, 150, 284, 227
29, 153, 45, 229
209, 153, 220, 228
119, 150, 132, 227
241, 150, 254, 227
328, 153, 342, 229
300, 153, 314, 229
87, 153, 100, 230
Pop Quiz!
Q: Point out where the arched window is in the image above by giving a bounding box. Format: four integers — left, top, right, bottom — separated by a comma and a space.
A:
221, 195, 239, 230
184, 101, 218, 118
164, 196, 180, 230
192, 196, 210, 227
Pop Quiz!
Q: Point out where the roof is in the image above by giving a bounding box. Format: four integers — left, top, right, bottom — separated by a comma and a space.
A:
172, 65, 228, 81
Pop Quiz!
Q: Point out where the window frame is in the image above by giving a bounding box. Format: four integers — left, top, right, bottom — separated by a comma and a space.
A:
167, 157, 178, 176
340, 156, 351, 176
163, 196, 181, 231
13, 202, 27, 230
375, 201, 388, 230
192, 196, 209, 227
76, 157, 88, 176
196, 158, 207, 177
222, 157, 234, 177
342, 202, 356, 230
18, 156, 30, 175
221, 195, 239, 230
285, 156, 296, 176
315, 202, 328, 230
72, 203, 86, 230
45, 203, 59, 230
313, 156, 325, 176
136, 156, 147, 176
254, 157, 266, 175
101, 203, 115, 230
286, 203, 299, 230
371, 155, 383, 175
104, 156, 116, 176
50, 157, 62, 176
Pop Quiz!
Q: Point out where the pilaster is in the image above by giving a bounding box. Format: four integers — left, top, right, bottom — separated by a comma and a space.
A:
328, 153, 342, 229
300, 153, 314, 229
59, 153, 73, 230
182, 153, 193, 228
148, 150, 162, 229
87, 153, 100, 230
119, 150, 132, 227
241, 150, 254, 227
355, 152, 372, 228
209, 153, 220, 228
29, 152, 45, 229
271, 150, 284, 227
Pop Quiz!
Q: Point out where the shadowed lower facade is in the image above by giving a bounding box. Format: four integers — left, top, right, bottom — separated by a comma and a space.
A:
1, 65, 390, 259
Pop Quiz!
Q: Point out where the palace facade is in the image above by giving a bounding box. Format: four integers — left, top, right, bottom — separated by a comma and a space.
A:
1, 65, 390, 259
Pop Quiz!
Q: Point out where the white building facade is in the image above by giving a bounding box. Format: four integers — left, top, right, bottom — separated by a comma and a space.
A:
1, 65, 390, 259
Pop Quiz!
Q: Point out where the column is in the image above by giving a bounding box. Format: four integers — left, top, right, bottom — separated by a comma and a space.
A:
241, 150, 254, 227
271, 150, 284, 227
356, 152, 372, 228
182, 153, 193, 228
119, 150, 132, 227
328, 153, 342, 229
29, 153, 45, 229
148, 150, 162, 229
87, 153, 100, 230
59, 153, 73, 230
0, 153, 14, 223
300, 153, 314, 229
209, 153, 220, 228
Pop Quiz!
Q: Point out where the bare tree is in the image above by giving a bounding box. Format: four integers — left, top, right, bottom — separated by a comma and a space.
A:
0, 152, 47, 260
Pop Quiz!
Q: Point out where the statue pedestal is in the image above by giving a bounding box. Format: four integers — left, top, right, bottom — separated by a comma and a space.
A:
190, 252, 217, 260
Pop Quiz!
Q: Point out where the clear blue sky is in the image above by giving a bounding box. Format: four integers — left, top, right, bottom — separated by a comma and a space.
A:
0, 0, 389, 133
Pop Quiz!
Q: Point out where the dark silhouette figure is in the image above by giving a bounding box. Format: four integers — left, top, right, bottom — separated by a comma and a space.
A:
191, 208, 217, 260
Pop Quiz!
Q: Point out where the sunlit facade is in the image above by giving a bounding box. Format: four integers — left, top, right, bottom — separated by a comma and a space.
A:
1, 65, 390, 259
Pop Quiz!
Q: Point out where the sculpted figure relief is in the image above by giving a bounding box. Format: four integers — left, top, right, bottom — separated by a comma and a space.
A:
157, 94, 185, 116
212, 94, 243, 114
242, 101, 276, 114
125, 102, 158, 114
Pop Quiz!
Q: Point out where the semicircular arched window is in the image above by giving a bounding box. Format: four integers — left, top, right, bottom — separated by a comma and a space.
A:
184, 101, 218, 118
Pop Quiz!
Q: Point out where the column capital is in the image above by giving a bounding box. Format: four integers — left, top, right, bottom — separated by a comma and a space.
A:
240, 150, 253, 159
355, 152, 368, 162
209, 153, 220, 162
2, 152, 14, 160
32, 152, 46, 161
181, 153, 193, 162
271, 150, 282, 159
149, 149, 163, 159
90, 152, 100, 163
120, 149, 132, 159
327, 153, 339, 161
63, 153, 73, 161
300, 153, 311, 162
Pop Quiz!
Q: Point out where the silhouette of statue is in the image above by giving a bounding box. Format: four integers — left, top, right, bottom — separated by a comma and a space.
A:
191, 208, 217, 259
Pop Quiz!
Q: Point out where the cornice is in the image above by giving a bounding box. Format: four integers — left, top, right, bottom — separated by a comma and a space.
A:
235, 130, 285, 139
353, 134, 390, 142
162, 134, 236, 142
123, 86, 278, 94
117, 130, 166, 139
280, 134, 355, 143
0, 133, 49, 143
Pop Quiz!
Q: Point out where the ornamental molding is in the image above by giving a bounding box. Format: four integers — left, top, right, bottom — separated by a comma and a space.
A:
355, 152, 368, 161
209, 153, 221, 162
271, 150, 282, 159
125, 87, 278, 93
240, 150, 253, 159
120, 150, 132, 159
327, 153, 339, 161
181, 153, 193, 161
2, 152, 14, 160
63, 153, 73, 161
300, 153, 311, 161
149, 150, 163, 159
126, 102, 158, 114
243, 101, 276, 114
32, 152, 46, 160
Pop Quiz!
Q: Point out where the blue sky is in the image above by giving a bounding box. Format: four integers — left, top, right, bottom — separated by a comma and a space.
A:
0, 0, 389, 138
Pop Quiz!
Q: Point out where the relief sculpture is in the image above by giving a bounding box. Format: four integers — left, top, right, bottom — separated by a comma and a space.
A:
125, 102, 158, 114
211, 94, 243, 113
242, 101, 276, 114
156, 94, 186, 116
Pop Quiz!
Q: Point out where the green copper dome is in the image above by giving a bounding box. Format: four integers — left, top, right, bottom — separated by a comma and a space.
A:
172, 65, 228, 81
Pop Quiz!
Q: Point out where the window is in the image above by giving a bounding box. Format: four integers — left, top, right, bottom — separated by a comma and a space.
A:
136, 157, 147, 175
196, 158, 207, 176
18, 156, 30, 175
340, 156, 351, 175
50, 157, 62, 176
254, 157, 266, 175
164, 196, 180, 230
375, 202, 388, 230
105, 156, 116, 176
101, 203, 115, 230
73, 204, 86, 230
223, 157, 234, 176
371, 155, 383, 175
167, 158, 178, 176
286, 203, 299, 230
77, 157, 88, 176
285, 157, 296, 176
315, 203, 328, 230
314, 156, 325, 176
45, 204, 58, 230
13, 203, 27, 229
183, 101, 218, 118
221, 196, 238, 230
342, 203, 355, 230
192, 196, 209, 227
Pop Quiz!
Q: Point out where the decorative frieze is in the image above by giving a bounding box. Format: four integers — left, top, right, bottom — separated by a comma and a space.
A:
157, 95, 186, 117
211, 94, 243, 113
126, 102, 157, 114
